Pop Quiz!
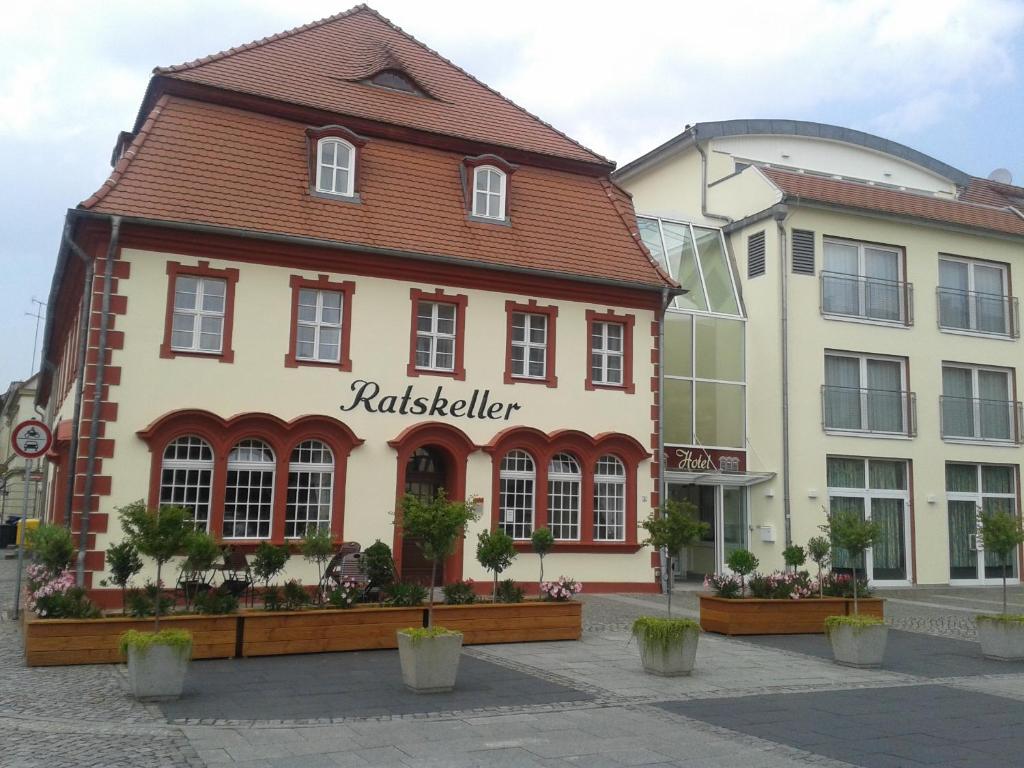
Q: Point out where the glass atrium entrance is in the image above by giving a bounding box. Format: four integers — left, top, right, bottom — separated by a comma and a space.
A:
666, 482, 747, 580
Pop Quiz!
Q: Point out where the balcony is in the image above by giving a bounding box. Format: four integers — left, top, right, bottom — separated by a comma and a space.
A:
940, 396, 1024, 444
936, 287, 1020, 338
820, 272, 913, 326
821, 385, 917, 437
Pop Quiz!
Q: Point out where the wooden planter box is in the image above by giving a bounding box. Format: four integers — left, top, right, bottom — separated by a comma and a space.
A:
23, 613, 238, 667
433, 601, 582, 644
699, 594, 885, 636
240, 606, 423, 657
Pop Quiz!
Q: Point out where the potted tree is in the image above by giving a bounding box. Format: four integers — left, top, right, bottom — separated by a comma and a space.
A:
782, 544, 806, 573
806, 535, 831, 598
822, 510, 886, 668
177, 530, 220, 611
252, 541, 290, 609
975, 509, 1024, 660
476, 528, 517, 602
361, 540, 396, 602
726, 549, 758, 596
302, 526, 335, 605
632, 500, 708, 676
105, 540, 142, 615
118, 501, 194, 700
393, 490, 479, 693
531, 527, 554, 596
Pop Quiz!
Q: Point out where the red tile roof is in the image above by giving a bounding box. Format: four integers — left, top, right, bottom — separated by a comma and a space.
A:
761, 168, 1024, 238
83, 96, 670, 288
151, 5, 609, 167
961, 177, 1024, 209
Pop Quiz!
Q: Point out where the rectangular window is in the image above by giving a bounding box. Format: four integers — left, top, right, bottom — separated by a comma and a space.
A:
821, 239, 907, 323
941, 364, 1019, 442
591, 322, 624, 386
171, 276, 226, 353
938, 257, 1016, 336
416, 301, 457, 371
947, 463, 1018, 580
823, 352, 911, 435
296, 289, 343, 363
511, 312, 547, 379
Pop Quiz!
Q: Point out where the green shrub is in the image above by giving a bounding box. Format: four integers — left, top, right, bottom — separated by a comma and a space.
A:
442, 579, 476, 605
976, 614, 1024, 624
476, 528, 517, 601
806, 535, 831, 598
725, 549, 759, 596
819, 572, 872, 598
119, 501, 193, 630
327, 577, 360, 609
193, 588, 239, 615
399, 626, 461, 644
35, 587, 101, 619
531, 527, 555, 591
28, 524, 75, 574
105, 540, 143, 614
824, 615, 884, 634
126, 583, 175, 618
495, 578, 525, 604
263, 585, 282, 612
301, 528, 334, 605
632, 616, 699, 652
118, 629, 192, 657
252, 542, 291, 592
641, 500, 708, 616
384, 581, 428, 607
178, 531, 221, 610
282, 579, 309, 610
782, 545, 806, 569
361, 540, 396, 589
978, 510, 1024, 615
821, 510, 881, 614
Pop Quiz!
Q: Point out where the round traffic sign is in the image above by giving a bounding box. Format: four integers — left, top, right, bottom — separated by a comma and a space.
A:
11, 420, 52, 459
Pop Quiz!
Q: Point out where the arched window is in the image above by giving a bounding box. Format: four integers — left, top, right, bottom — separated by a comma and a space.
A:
472, 165, 506, 220
593, 455, 626, 541
316, 138, 356, 197
285, 440, 334, 539
547, 453, 581, 541
160, 436, 213, 531
224, 439, 275, 539
499, 450, 534, 540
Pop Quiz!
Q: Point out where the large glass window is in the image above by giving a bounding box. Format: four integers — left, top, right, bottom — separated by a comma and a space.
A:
316, 138, 355, 197
296, 289, 343, 363
160, 436, 213, 531
941, 364, 1016, 442
472, 166, 506, 220
823, 352, 908, 435
171, 276, 226, 353
511, 312, 548, 379
822, 239, 905, 322
590, 322, 624, 386
938, 257, 1014, 336
547, 453, 581, 541
947, 463, 1018, 581
223, 440, 275, 539
499, 450, 535, 540
593, 456, 626, 541
285, 440, 334, 539
416, 301, 457, 371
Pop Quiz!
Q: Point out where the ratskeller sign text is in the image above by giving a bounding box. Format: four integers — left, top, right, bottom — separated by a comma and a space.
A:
340, 380, 522, 421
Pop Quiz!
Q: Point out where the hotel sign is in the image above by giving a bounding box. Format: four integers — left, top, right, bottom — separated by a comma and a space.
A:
341, 379, 522, 421
665, 447, 746, 473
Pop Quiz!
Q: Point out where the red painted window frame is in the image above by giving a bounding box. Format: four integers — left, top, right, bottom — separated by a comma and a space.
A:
284, 274, 355, 371
407, 287, 468, 381
160, 260, 239, 363
585, 309, 636, 394
504, 299, 558, 387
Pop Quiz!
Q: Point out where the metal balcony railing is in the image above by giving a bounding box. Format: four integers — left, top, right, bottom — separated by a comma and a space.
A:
821, 385, 917, 436
820, 272, 913, 325
939, 396, 1024, 444
936, 287, 1020, 338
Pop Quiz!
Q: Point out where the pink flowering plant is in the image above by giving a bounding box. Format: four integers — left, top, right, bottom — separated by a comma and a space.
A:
704, 573, 742, 599
26, 566, 99, 618
327, 576, 360, 609
540, 575, 582, 601
747, 570, 813, 600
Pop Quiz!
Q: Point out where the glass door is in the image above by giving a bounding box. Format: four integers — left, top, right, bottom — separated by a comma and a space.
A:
665, 482, 748, 579
947, 463, 1020, 584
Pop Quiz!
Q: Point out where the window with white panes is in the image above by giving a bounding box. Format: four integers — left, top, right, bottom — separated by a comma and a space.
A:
593, 455, 626, 541
296, 289, 343, 363
223, 440, 275, 539
591, 322, 624, 386
822, 239, 906, 323
511, 312, 547, 379
947, 463, 1019, 581
171, 276, 226, 353
160, 436, 213, 531
316, 138, 355, 197
823, 352, 910, 435
415, 301, 457, 371
499, 450, 535, 540
547, 453, 581, 540
472, 165, 506, 220
285, 440, 334, 539
939, 257, 1015, 336
941, 364, 1018, 443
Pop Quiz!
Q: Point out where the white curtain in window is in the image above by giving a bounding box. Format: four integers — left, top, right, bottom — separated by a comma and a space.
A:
824, 356, 861, 429
864, 248, 900, 321
974, 265, 1007, 334
942, 367, 974, 437
823, 242, 859, 315
978, 370, 1011, 440
939, 260, 970, 329
866, 359, 903, 432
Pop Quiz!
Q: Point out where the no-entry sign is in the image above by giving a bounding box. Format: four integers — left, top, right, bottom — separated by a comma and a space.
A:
11, 419, 52, 459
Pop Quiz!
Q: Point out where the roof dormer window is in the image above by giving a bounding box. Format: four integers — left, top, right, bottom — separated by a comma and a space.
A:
472, 165, 506, 220
367, 69, 424, 96
316, 138, 355, 197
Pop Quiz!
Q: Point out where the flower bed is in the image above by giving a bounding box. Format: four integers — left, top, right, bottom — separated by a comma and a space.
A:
699, 594, 885, 636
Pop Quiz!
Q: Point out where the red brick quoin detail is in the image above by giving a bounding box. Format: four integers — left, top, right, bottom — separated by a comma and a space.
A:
503, 299, 558, 388
406, 288, 468, 380
160, 260, 239, 363
284, 274, 356, 371
584, 309, 636, 394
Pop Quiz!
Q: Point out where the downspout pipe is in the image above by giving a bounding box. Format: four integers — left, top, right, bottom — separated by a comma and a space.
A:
774, 206, 793, 547
76, 216, 120, 587
62, 222, 96, 531
695, 141, 733, 225
658, 286, 670, 594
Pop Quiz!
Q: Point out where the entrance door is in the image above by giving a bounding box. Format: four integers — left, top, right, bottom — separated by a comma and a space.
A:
947, 463, 1019, 584
666, 483, 748, 579
402, 447, 447, 586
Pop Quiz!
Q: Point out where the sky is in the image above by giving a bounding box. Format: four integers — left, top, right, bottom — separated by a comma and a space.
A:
1, 0, 1023, 390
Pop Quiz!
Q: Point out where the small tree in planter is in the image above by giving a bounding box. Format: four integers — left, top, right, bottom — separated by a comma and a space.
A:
118, 501, 194, 700
975, 509, 1024, 660
362, 540, 396, 601
640, 499, 708, 617
782, 545, 806, 573
476, 529, 517, 602
726, 549, 758, 597
821, 510, 886, 667
393, 490, 479, 693
531, 527, 554, 595
806, 536, 831, 598
252, 542, 290, 608
301, 527, 334, 605
178, 531, 221, 611
105, 540, 143, 615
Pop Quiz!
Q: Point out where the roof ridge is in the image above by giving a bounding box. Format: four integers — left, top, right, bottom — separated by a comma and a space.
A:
154, 5, 371, 74
81, 95, 169, 210
598, 178, 677, 289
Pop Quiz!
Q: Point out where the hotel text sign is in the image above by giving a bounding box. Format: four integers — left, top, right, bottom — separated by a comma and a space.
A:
340, 380, 522, 421
664, 447, 746, 473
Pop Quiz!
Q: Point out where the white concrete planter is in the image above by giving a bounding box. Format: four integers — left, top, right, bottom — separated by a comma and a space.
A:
636, 629, 699, 676
828, 623, 888, 668
126, 641, 192, 701
397, 630, 463, 693
976, 618, 1024, 661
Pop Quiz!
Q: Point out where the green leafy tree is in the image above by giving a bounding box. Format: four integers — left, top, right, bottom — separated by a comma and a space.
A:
477, 529, 517, 601
821, 510, 881, 614
179, 531, 221, 610
252, 542, 291, 599
118, 501, 192, 630
782, 544, 806, 571
978, 508, 1024, 615
396, 490, 480, 626
725, 549, 759, 596
301, 527, 334, 605
531, 527, 554, 595
361, 540, 396, 590
640, 499, 709, 616
105, 540, 143, 614
806, 536, 831, 598
28, 524, 75, 575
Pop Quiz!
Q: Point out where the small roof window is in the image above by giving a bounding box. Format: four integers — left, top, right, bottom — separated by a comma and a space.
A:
366, 69, 424, 97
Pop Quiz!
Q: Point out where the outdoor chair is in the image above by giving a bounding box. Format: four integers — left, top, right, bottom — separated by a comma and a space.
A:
319, 541, 361, 594
216, 549, 254, 607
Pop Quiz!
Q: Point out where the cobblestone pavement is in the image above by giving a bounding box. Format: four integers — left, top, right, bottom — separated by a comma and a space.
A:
4, 551, 1024, 767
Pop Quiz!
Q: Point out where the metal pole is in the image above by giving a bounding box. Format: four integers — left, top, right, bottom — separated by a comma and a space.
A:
12, 457, 32, 619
